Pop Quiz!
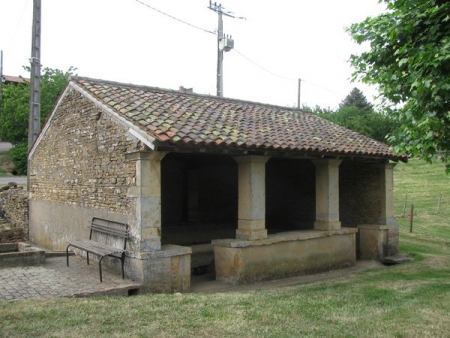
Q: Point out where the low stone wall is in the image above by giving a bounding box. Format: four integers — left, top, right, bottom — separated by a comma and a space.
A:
0, 182, 29, 242
213, 228, 358, 284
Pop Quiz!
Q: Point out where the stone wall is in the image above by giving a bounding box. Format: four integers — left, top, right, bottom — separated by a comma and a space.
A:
0, 183, 29, 242
29, 88, 141, 251
213, 228, 357, 284
30, 89, 139, 211
339, 161, 383, 227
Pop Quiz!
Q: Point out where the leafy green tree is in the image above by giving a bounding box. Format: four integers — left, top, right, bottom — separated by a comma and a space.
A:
348, 0, 450, 171
0, 66, 76, 173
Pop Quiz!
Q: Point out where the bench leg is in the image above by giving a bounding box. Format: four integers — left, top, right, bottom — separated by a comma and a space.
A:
98, 256, 104, 282
121, 256, 125, 279
66, 245, 71, 267
87, 252, 90, 265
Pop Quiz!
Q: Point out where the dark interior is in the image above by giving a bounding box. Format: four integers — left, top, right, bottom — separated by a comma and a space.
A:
266, 158, 316, 233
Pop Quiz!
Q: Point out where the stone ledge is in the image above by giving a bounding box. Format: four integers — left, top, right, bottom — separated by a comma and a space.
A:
212, 228, 358, 248
358, 224, 389, 230
135, 244, 192, 260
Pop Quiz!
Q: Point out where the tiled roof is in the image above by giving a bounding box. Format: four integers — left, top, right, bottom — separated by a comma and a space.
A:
2, 75, 28, 84
71, 76, 406, 161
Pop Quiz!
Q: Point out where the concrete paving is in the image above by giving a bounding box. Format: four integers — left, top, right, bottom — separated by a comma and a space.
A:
0, 142, 12, 152
0, 177, 27, 186
0, 255, 141, 301
0, 251, 385, 302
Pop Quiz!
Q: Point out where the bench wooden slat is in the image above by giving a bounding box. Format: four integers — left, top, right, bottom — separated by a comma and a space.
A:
68, 240, 125, 256
90, 223, 128, 238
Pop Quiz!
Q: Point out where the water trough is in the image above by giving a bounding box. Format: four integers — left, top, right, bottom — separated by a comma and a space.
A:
0, 242, 46, 268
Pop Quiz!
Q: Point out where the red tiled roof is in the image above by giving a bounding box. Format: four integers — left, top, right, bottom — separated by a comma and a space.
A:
71, 76, 406, 161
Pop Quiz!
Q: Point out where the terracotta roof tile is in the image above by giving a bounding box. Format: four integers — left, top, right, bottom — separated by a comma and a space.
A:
71, 76, 406, 161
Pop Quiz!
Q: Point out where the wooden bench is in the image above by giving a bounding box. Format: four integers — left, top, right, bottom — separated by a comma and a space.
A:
66, 217, 129, 282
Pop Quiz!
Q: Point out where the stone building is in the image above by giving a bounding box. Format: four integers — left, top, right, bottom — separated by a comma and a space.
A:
28, 77, 407, 292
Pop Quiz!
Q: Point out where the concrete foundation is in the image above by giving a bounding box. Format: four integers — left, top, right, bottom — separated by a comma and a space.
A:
128, 245, 191, 293
358, 224, 398, 259
358, 224, 388, 260
212, 228, 357, 284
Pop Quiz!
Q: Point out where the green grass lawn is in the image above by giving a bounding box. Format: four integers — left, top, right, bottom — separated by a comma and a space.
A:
1, 159, 449, 337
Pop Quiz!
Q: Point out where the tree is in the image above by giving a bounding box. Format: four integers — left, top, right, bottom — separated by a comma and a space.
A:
312, 89, 396, 142
339, 87, 373, 111
0, 66, 76, 174
348, 0, 450, 172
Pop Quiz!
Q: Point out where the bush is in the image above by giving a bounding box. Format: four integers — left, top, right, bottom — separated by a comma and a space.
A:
9, 142, 28, 175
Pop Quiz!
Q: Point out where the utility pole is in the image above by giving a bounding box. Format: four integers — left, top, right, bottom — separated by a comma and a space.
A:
208, 1, 241, 97
29, 0, 41, 149
28, 0, 41, 191
297, 78, 301, 109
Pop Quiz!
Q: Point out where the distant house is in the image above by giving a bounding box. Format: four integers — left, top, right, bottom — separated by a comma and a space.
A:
28, 77, 407, 292
1, 75, 28, 85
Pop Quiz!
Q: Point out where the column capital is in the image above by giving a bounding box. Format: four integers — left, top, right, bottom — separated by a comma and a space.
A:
370, 162, 397, 170
311, 158, 343, 167
234, 155, 270, 164
126, 151, 167, 162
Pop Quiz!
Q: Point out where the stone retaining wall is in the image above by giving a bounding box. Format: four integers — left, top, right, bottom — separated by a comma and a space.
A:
0, 183, 29, 242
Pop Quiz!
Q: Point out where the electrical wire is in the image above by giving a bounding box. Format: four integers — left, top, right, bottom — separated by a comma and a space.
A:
132, 0, 215, 35
234, 49, 346, 97
5, 0, 31, 49
233, 49, 297, 82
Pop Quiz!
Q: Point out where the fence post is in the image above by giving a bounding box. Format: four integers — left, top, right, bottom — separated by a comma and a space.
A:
402, 194, 408, 217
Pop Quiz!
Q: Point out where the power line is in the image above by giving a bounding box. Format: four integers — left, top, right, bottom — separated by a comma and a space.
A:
132, 0, 215, 35
302, 79, 346, 98
5, 0, 31, 49
234, 49, 297, 82
234, 49, 346, 97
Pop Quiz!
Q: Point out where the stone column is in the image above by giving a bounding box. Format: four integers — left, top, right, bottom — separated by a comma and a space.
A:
234, 155, 269, 240
376, 162, 398, 256
313, 159, 342, 231
127, 151, 166, 251
378, 163, 397, 225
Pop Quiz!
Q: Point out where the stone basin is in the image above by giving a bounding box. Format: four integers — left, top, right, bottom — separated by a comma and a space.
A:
0, 242, 45, 268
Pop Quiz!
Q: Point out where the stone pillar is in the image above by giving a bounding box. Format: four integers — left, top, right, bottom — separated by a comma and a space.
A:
234, 155, 269, 240
378, 163, 397, 226
313, 159, 342, 231
375, 162, 398, 256
358, 224, 388, 259
127, 151, 166, 252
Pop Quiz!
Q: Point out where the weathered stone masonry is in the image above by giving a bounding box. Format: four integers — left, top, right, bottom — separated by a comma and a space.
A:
29, 87, 191, 292
29, 88, 140, 251
0, 184, 29, 242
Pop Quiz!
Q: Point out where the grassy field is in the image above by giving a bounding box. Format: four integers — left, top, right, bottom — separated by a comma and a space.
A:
1, 159, 449, 337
